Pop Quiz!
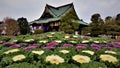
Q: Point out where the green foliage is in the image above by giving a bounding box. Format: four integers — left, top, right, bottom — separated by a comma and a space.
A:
0, 32, 119, 67
6, 62, 38, 68
80, 62, 107, 68
46, 63, 79, 68
34, 29, 43, 34
104, 18, 120, 36
116, 13, 120, 25
82, 13, 120, 36
0, 36, 11, 41
60, 9, 79, 34
17, 17, 30, 35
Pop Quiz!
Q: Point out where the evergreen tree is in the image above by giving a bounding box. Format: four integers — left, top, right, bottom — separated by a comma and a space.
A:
115, 13, 120, 25
60, 9, 79, 34
104, 15, 120, 36
17, 17, 30, 35
89, 13, 104, 36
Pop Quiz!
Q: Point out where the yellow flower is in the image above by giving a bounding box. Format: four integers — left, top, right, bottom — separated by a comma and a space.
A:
70, 41, 77, 44
46, 55, 64, 65
24, 39, 34, 42
4, 49, 20, 54
94, 41, 100, 43
72, 55, 90, 64
55, 40, 62, 43
59, 50, 70, 54
12, 40, 18, 42
39, 40, 48, 43
12, 54, 26, 62
50, 32, 55, 34
73, 35, 78, 38
65, 36, 70, 39
32, 50, 44, 55
105, 51, 116, 54
100, 54, 118, 64
82, 50, 94, 55
81, 40, 89, 43
47, 35, 53, 38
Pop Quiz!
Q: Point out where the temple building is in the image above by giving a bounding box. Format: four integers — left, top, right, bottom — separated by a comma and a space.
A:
30, 3, 88, 33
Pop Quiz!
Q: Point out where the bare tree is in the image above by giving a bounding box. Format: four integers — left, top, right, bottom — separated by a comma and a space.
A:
4, 17, 19, 35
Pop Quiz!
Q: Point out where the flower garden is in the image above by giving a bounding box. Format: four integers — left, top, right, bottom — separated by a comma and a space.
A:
0, 32, 120, 68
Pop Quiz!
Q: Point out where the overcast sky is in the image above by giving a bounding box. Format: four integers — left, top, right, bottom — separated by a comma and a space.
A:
0, 0, 120, 23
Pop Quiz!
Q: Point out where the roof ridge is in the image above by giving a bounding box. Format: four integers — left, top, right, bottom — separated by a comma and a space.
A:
46, 3, 73, 9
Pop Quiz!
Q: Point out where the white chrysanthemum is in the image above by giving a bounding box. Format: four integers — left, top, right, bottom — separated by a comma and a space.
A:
47, 35, 53, 38
65, 36, 70, 39
39, 40, 48, 43
12, 54, 26, 62
50, 32, 55, 34
94, 41, 100, 43
55, 40, 62, 43
4, 49, 20, 54
59, 50, 70, 54
103, 41, 107, 43
73, 35, 78, 38
82, 50, 94, 55
105, 51, 116, 55
32, 50, 44, 55
100, 54, 118, 64
72, 55, 91, 64
46, 55, 64, 65
70, 41, 77, 44
12, 40, 18, 42
81, 40, 89, 43
24, 39, 34, 42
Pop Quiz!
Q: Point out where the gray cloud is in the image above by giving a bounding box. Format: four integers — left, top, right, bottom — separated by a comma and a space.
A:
0, 0, 120, 23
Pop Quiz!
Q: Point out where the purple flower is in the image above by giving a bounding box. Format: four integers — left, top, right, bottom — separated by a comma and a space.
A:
62, 44, 73, 48
91, 44, 99, 47
24, 46, 37, 51
78, 44, 88, 47
114, 45, 120, 48
106, 43, 114, 47
104, 47, 112, 50
43, 46, 54, 50
10, 44, 20, 48
92, 47, 100, 51
32, 44, 40, 47
46, 42, 58, 47
76, 45, 86, 50
111, 42, 120, 46
3, 42, 14, 46
91, 44, 100, 51
24, 47, 33, 51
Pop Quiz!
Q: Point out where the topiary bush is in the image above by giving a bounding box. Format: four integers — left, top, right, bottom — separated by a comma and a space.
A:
34, 29, 43, 34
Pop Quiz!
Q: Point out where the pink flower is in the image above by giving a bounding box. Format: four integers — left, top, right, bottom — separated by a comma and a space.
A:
3, 42, 14, 46
43, 46, 54, 50
76, 45, 86, 50
0, 41, 3, 44
46, 42, 58, 47
32, 44, 40, 47
24, 46, 37, 51
114, 45, 120, 48
63, 44, 73, 48
92, 47, 100, 51
91, 44, 100, 51
10, 44, 20, 48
